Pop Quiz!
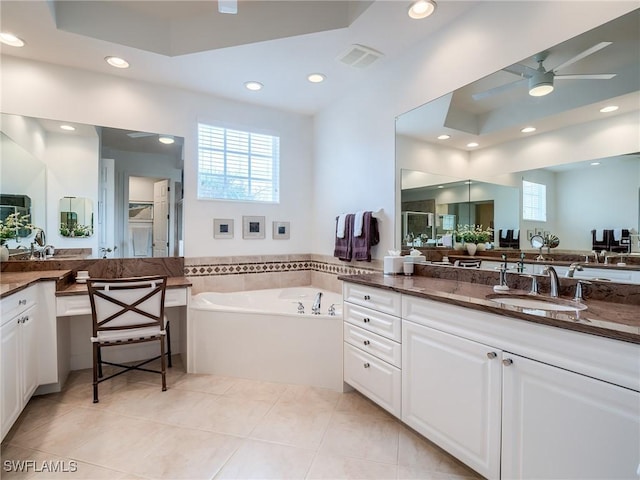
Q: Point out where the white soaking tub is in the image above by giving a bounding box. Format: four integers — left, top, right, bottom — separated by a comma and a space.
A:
189, 287, 345, 391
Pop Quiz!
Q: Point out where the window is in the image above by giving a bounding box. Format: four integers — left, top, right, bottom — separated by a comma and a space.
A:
198, 123, 280, 202
522, 180, 546, 221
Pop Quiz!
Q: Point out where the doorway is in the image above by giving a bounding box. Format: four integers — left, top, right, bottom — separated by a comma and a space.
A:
128, 176, 171, 257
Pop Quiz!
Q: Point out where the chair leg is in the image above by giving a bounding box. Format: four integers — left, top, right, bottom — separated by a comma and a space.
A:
160, 336, 167, 392
165, 320, 172, 368
92, 342, 99, 403
97, 345, 103, 378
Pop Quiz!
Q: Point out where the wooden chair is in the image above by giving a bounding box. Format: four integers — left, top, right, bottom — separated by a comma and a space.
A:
87, 275, 171, 403
454, 259, 482, 268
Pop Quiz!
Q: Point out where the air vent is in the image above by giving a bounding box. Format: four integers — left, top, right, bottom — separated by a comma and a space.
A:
337, 44, 384, 68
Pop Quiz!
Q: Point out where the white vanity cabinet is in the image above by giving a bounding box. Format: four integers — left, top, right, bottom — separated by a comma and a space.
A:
402, 320, 502, 479
1, 285, 39, 439
401, 294, 640, 480
342, 283, 402, 417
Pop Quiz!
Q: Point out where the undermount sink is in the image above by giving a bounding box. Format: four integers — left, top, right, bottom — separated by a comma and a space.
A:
486, 294, 587, 312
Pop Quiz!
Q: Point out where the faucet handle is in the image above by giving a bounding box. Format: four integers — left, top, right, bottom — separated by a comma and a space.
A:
519, 274, 539, 295
574, 280, 591, 303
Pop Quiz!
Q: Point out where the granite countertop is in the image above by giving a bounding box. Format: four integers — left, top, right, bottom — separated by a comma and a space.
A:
339, 273, 640, 344
1, 270, 191, 299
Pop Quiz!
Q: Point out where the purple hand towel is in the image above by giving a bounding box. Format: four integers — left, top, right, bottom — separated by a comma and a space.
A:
352, 211, 379, 261
334, 214, 355, 261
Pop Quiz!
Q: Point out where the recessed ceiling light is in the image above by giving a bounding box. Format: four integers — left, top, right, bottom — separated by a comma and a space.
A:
244, 81, 263, 91
521, 126, 536, 133
0, 32, 25, 47
408, 0, 437, 19
158, 135, 175, 145
437, 134, 451, 140
437, 185, 444, 189
60, 125, 75, 131
307, 73, 325, 83
590, 162, 601, 166
599, 105, 619, 113
467, 142, 479, 148
105, 56, 129, 69
464, 181, 473, 185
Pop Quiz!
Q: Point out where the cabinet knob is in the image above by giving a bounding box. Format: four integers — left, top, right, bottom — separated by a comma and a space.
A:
364, 295, 371, 300
363, 317, 370, 323
502, 358, 513, 366
18, 299, 27, 306
363, 340, 370, 346
363, 363, 370, 368
486, 352, 497, 359
23, 315, 29, 323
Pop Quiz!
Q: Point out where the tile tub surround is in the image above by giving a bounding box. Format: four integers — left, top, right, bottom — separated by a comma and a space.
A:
1, 356, 480, 480
185, 254, 381, 294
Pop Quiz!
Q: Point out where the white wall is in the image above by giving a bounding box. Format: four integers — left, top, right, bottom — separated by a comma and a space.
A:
129, 176, 157, 202
312, 1, 637, 256
1, 55, 314, 258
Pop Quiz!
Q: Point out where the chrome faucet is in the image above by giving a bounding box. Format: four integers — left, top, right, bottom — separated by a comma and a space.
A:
312, 292, 323, 315
591, 250, 599, 264
565, 263, 584, 278
542, 266, 560, 297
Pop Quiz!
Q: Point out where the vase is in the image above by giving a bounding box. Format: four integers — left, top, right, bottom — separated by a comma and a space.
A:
0, 244, 9, 262
466, 243, 477, 256
476, 242, 486, 252
454, 242, 464, 251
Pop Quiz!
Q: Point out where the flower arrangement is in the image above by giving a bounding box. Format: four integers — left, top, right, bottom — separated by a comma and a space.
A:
0, 213, 34, 244
60, 223, 93, 237
454, 224, 494, 244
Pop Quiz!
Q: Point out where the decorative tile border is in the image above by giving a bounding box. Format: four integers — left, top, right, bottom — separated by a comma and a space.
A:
184, 256, 381, 277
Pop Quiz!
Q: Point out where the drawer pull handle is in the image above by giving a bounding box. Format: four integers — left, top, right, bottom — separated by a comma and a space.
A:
363, 318, 370, 323
23, 315, 29, 323
486, 352, 497, 359
363, 340, 370, 346
363, 363, 370, 368
364, 295, 371, 300
18, 299, 27, 306
502, 358, 513, 367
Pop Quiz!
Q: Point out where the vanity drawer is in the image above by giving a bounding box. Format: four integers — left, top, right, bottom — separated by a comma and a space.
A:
344, 322, 401, 368
343, 283, 401, 316
344, 302, 401, 342
344, 342, 401, 417
1, 285, 37, 324
165, 287, 187, 307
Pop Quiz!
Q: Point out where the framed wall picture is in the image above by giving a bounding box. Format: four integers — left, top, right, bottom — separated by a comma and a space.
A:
527, 229, 534, 240
242, 216, 265, 239
272, 221, 290, 240
213, 218, 234, 239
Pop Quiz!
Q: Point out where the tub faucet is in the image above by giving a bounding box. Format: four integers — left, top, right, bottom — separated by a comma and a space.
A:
312, 292, 323, 315
542, 265, 560, 297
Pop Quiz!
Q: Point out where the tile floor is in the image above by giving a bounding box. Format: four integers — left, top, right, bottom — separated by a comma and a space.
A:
1, 356, 482, 480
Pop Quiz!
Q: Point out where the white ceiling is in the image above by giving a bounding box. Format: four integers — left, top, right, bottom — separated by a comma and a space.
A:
0, 0, 476, 115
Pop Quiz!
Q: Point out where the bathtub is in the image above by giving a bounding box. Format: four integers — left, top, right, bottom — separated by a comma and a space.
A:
189, 287, 345, 391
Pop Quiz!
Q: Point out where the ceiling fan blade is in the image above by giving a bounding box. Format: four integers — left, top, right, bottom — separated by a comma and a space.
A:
218, 0, 237, 14
126, 132, 155, 138
555, 74, 617, 80
552, 41, 612, 73
503, 63, 537, 78
472, 78, 526, 101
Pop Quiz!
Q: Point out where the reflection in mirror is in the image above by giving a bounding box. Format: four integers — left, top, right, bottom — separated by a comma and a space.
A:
59, 196, 93, 237
396, 10, 639, 262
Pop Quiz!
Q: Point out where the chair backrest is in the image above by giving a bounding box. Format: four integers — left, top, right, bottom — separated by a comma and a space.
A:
454, 259, 482, 268
87, 276, 167, 336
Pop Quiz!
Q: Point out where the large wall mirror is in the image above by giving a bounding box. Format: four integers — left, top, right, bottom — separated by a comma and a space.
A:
396, 10, 639, 257
0, 113, 184, 258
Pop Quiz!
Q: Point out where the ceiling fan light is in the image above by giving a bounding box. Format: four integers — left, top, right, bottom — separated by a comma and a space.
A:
105, 56, 129, 69
244, 81, 263, 91
158, 135, 175, 145
599, 105, 619, 113
528, 71, 554, 97
408, 0, 437, 19
521, 127, 536, 133
0, 32, 25, 47
437, 134, 450, 140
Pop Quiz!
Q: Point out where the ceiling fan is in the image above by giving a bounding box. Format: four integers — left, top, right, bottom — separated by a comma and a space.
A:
473, 41, 617, 101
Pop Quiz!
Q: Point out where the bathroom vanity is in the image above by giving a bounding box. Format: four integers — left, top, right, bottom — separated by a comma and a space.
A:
341, 273, 639, 480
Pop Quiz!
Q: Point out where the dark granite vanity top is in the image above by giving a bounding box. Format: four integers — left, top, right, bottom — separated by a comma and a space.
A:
339, 273, 640, 344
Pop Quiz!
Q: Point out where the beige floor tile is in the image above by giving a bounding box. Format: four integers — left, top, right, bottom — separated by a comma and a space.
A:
131, 425, 242, 479
214, 438, 316, 479
249, 401, 333, 449
175, 393, 274, 436
335, 391, 396, 420
319, 412, 401, 465
2, 397, 75, 443
306, 453, 398, 480
222, 377, 288, 403
172, 373, 237, 395
277, 384, 342, 411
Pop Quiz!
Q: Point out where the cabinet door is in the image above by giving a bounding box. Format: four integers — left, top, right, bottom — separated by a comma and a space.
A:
20, 305, 39, 404
402, 320, 502, 480
502, 353, 640, 479
1, 317, 22, 439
